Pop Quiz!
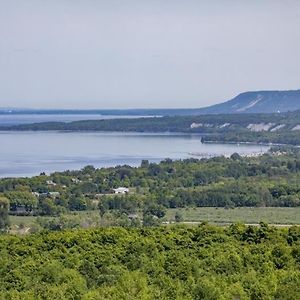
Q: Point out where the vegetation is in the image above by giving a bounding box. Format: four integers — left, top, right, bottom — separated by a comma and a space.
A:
8, 206, 300, 235
2, 110, 300, 145
1, 224, 300, 299
165, 207, 300, 225
1, 146, 300, 298
0, 196, 10, 232
201, 130, 300, 146
0, 149, 300, 232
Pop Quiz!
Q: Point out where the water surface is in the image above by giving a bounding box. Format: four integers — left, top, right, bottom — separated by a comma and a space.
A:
0, 131, 269, 177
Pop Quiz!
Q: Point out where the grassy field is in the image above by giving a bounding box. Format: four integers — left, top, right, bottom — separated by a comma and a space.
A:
10, 215, 40, 227
10, 211, 100, 228
9, 207, 300, 232
165, 207, 300, 225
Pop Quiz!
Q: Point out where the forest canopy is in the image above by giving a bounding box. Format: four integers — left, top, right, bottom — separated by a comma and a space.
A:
0, 224, 300, 299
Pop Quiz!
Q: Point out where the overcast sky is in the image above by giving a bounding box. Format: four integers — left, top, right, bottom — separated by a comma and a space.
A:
0, 0, 299, 109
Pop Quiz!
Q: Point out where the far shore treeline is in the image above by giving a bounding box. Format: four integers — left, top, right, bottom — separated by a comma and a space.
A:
0, 147, 300, 233
1, 110, 300, 145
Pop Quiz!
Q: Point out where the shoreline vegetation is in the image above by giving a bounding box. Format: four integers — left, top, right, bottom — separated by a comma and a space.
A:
1, 147, 300, 235
0, 109, 299, 146
1, 131, 300, 299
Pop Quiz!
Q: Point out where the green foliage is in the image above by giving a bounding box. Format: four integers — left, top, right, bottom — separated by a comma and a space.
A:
1, 152, 300, 225
0, 196, 10, 232
0, 225, 299, 299
174, 211, 183, 223
2, 110, 300, 145
5, 191, 38, 213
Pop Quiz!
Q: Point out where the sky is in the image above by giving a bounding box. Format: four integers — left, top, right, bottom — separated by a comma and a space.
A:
0, 0, 299, 109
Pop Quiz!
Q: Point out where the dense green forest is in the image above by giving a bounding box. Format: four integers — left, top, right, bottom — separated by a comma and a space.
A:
1, 148, 300, 232
2, 110, 300, 145
1, 149, 300, 299
0, 224, 300, 299
2, 110, 300, 132
200, 130, 300, 147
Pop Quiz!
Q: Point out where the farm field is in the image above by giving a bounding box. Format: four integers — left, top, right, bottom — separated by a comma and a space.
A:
9, 207, 300, 234
165, 207, 300, 225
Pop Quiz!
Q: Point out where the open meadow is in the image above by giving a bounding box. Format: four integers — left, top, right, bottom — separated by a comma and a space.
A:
9, 207, 300, 234
166, 207, 300, 225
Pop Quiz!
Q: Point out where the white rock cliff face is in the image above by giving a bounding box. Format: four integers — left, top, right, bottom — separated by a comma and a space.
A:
270, 124, 286, 132
292, 125, 300, 131
198, 90, 300, 114
247, 123, 275, 132
190, 121, 296, 132
235, 95, 263, 112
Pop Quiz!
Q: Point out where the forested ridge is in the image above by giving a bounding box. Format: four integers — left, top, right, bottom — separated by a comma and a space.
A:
2, 110, 300, 132
0, 224, 300, 299
2, 110, 300, 145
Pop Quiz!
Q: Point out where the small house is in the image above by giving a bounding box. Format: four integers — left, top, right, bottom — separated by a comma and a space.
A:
113, 187, 129, 194
46, 180, 57, 186
71, 178, 82, 184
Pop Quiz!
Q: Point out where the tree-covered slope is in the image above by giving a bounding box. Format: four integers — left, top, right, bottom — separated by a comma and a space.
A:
0, 225, 300, 299
1, 90, 300, 117
198, 90, 300, 114
2, 110, 300, 145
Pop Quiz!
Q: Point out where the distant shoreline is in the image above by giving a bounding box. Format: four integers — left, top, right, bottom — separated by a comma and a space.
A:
1, 109, 299, 146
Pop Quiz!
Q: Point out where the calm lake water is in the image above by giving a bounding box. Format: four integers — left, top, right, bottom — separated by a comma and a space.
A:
0, 131, 269, 178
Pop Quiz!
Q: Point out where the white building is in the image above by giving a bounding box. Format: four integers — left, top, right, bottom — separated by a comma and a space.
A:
46, 180, 57, 186
113, 187, 129, 194
71, 178, 82, 184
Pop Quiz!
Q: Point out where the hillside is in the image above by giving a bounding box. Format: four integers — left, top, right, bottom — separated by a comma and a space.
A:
1, 90, 300, 117
1, 109, 300, 145
199, 90, 300, 114
2, 109, 300, 132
